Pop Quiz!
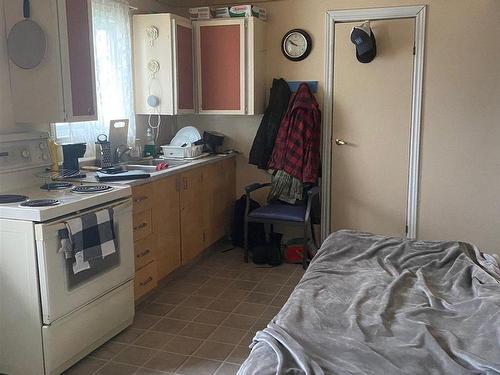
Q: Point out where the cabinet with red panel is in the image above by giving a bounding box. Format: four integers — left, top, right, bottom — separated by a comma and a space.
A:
194, 18, 266, 115
5, 0, 97, 123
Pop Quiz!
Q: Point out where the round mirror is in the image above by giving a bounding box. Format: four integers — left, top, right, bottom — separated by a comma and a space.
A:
7, 19, 47, 69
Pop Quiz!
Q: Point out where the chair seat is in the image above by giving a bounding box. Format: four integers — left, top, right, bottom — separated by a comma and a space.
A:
248, 204, 306, 223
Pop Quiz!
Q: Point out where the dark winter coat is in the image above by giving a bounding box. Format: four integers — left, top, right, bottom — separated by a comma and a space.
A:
249, 78, 291, 169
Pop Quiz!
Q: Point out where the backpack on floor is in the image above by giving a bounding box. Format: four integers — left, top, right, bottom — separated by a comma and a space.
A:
231, 195, 266, 249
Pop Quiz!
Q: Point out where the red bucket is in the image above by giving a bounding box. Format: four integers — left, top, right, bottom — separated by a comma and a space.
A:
284, 239, 304, 264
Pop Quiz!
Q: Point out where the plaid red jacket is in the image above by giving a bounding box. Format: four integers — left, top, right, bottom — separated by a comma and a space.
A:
267, 83, 321, 183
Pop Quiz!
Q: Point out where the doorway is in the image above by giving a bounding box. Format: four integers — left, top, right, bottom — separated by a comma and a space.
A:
331, 18, 414, 237
321, 6, 426, 241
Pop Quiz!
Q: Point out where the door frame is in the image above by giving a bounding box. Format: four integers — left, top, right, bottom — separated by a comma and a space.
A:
321, 5, 426, 241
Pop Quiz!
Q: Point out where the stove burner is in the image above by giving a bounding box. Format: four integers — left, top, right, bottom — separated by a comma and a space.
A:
71, 185, 113, 194
40, 182, 74, 191
20, 199, 60, 207
0, 194, 29, 204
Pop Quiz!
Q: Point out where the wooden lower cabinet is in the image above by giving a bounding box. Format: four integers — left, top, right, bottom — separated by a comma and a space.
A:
180, 167, 205, 264
154, 175, 182, 278
202, 158, 236, 246
134, 233, 156, 270
222, 157, 236, 233
134, 260, 158, 300
132, 157, 236, 301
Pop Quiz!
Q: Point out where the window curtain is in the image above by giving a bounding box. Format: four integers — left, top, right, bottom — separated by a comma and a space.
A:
53, 0, 135, 157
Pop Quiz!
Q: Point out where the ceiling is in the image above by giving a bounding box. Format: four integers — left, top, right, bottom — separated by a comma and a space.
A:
158, 0, 280, 8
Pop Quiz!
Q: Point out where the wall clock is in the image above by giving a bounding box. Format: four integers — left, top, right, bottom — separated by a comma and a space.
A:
281, 29, 312, 61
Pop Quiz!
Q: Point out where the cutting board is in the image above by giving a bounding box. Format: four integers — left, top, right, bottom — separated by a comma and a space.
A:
108, 119, 129, 155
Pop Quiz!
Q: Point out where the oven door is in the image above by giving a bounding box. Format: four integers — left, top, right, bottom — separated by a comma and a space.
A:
35, 198, 134, 324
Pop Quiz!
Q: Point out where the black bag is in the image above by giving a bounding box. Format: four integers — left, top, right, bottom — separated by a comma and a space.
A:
231, 195, 266, 248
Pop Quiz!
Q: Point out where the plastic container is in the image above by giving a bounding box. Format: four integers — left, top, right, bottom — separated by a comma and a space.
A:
161, 144, 203, 158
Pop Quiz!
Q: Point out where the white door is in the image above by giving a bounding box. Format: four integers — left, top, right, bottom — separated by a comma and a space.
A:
331, 19, 415, 237
35, 199, 134, 324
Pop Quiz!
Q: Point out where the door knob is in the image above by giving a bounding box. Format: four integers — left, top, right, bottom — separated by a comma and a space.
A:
335, 139, 347, 145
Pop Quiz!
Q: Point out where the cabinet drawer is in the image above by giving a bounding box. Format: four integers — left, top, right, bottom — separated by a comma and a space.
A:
134, 234, 156, 271
133, 209, 152, 241
132, 183, 154, 214
134, 261, 157, 301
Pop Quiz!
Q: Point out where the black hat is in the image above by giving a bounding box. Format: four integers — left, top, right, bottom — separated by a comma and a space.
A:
350, 22, 377, 63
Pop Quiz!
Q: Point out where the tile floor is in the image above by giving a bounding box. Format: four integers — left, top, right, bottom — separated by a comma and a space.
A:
64, 246, 305, 375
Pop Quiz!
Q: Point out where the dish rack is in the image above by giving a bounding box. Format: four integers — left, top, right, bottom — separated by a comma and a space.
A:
160, 144, 203, 158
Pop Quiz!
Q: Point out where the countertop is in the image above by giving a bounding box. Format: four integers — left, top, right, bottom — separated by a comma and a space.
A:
71, 153, 237, 187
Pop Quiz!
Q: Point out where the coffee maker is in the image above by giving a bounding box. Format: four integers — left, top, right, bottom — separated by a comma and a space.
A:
62, 143, 86, 171
203, 131, 225, 154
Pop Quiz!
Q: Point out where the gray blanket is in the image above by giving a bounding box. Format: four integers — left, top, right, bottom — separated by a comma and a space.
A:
239, 230, 500, 375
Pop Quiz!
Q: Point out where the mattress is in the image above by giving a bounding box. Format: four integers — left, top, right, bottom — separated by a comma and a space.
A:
238, 230, 500, 375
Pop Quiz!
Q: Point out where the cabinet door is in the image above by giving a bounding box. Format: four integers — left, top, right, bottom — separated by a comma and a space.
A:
202, 162, 224, 246
180, 168, 205, 264
134, 260, 158, 301
222, 158, 236, 234
132, 14, 174, 115
60, 0, 97, 121
202, 159, 236, 246
174, 17, 195, 113
195, 20, 246, 114
153, 175, 182, 279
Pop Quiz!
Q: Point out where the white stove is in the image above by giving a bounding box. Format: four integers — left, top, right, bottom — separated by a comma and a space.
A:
0, 132, 131, 222
0, 183, 130, 221
0, 132, 134, 375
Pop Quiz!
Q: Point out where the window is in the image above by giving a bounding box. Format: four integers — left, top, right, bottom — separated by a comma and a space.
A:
52, 0, 135, 157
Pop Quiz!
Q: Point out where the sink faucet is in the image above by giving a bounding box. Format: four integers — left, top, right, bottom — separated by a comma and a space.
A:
114, 144, 132, 163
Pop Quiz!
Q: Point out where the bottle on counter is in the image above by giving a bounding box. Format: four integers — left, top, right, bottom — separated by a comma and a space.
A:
47, 137, 61, 172
144, 128, 156, 157
130, 138, 142, 159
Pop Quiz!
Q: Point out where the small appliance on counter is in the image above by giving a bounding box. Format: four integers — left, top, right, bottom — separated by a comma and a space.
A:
62, 142, 86, 171
203, 130, 225, 154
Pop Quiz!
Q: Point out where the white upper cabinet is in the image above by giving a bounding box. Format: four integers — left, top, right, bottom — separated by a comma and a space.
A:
193, 17, 266, 115
5, 0, 97, 123
133, 14, 195, 115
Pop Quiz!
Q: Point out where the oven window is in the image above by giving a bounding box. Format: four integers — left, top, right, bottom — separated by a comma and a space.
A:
66, 251, 120, 289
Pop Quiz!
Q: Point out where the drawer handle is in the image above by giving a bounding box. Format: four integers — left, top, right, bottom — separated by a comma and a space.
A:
140, 276, 153, 286
134, 222, 148, 231
136, 249, 151, 258
134, 196, 148, 203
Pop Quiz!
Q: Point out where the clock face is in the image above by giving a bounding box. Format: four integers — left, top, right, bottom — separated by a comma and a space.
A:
282, 29, 312, 61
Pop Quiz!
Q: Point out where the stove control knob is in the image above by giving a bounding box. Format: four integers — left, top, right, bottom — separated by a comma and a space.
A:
22, 150, 31, 158
42, 153, 49, 161
39, 142, 47, 150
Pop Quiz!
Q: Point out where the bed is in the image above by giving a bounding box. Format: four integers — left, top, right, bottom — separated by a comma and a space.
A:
238, 230, 500, 375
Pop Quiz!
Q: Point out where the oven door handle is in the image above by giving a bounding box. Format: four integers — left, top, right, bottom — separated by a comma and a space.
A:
35, 198, 132, 234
